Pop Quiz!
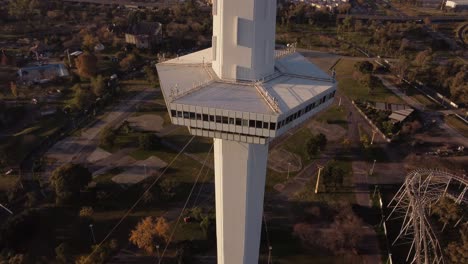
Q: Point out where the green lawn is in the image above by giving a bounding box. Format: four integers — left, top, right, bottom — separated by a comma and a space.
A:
335, 59, 403, 104
0, 114, 67, 165
282, 128, 314, 165
316, 105, 348, 128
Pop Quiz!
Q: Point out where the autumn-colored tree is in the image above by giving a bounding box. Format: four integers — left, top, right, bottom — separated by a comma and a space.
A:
79, 207, 94, 219
72, 84, 91, 110
8, 0, 38, 20
119, 53, 138, 71
293, 204, 363, 254
74, 239, 119, 264
82, 34, 97, 52
445, 223, 468, 263
129, 216, 170, 255
449, 71, 467, 104
75, 52, 97, 78
414, 49, 433, 68
90, 75, 106, 97
99, 125, 116, 149
431, 197, 461, 231
10, 82, 18, 98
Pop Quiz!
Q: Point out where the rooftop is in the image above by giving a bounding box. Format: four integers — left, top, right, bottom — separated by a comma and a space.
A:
157, 48, 336, 117
126, 22, 162, 36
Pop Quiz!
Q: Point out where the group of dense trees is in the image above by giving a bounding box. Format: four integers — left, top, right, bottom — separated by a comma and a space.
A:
129, 216, 170, 254
322, 161, 346, 191
293, 203, 363, 255
306, 133, 327, 158
50, 163, 92, 205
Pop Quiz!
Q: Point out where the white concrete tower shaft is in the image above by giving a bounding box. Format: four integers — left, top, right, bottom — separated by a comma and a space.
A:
212, 0, 277, 81
214, 138, 269, 264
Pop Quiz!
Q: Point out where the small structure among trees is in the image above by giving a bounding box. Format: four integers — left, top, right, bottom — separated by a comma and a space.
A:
125, 22, 163, 49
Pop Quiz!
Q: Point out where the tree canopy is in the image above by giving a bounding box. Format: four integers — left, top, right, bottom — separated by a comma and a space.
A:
129, 216, 170, 255
50, 164, 92, 205
306, 133, 327, 158
75, 52, 97, 78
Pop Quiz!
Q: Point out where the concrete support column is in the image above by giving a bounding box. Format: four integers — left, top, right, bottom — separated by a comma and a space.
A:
214, 138, 268, 264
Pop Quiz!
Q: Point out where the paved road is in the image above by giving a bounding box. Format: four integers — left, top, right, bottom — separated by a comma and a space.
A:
44, 88, 157, 179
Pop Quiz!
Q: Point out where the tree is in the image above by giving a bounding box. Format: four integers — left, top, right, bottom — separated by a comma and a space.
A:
144, 66, 158, 86
449, 71, 467, 104
414, 49, 433, 68
200, 216, 210, 237
431, 197, 461, 231
393, 56, 410, 84
79, 206, 94, 219
293, 204, 363, 254
326, 204, 364, 253
82, 34, 97, 52
74, 239, 119, 264
445, 223, 468, 264
337, 3, 351, 14
50, 164, 92, 205
72, 84, 91, 110
0, 209, 40, 250
10, 82, 18, 98
90, 75, 106, 97
323, 161, 346, 191
354, 61, 373, 74
359, 74, 379, 94
119, 53, 138, 71
55, 243, 71, 264
306, 133, 327, 158
129, 216, 170, 255
99, 125, 116, 149
6, 254, 28, 264
75, 52, 97, 78
8, 0, 38, 20
139, 134, 160, 150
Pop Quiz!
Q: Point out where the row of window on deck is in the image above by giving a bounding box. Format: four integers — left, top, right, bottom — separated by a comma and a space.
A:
170, 90, 336, 131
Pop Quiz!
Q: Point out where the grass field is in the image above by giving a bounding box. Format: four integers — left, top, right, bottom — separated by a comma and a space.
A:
0, 113, 67, 165
0, 174, 19, 192
282, 128, 314, 164
315, 105, 348, 128
335, 59, 403, 104
445, 115, 468, 138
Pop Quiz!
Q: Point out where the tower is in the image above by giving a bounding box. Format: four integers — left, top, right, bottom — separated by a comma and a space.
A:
212, 0, 276, 81
156, 0, 337, 263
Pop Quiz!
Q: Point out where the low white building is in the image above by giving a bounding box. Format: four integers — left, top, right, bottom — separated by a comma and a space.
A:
446, 0, 468, 9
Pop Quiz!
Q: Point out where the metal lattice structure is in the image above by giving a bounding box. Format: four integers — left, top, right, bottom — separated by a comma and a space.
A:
387, 169, 467, 264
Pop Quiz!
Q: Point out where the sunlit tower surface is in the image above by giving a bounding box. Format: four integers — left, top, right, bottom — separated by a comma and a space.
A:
156, 0, 337, 263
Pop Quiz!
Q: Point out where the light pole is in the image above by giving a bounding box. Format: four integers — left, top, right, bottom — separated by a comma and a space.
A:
267, 246, 272, 264
287, 162, 291, 180
371, 130, 377, 145
370, 159, 377, 176
156, 244, 160, 262
315, 165, 324, 194
0, 204, 13, 215
89, 224, 96, 244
